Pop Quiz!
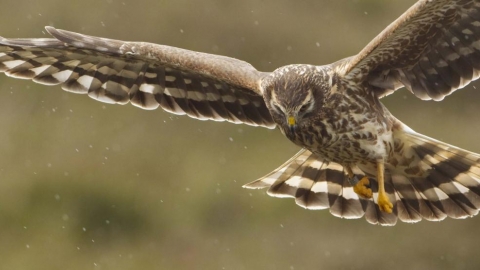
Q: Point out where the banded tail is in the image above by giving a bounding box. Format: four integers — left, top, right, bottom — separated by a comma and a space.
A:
244, 129, 480, 226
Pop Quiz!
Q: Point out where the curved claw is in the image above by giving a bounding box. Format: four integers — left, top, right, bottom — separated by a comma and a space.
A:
378, 193, 393, 213
353, 176, 373, 199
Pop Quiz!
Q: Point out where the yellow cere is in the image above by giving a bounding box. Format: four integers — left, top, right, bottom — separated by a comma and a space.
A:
288, 116, 296, 126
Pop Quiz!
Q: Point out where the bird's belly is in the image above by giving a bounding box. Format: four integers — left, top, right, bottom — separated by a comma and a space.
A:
288, 121, 393, 165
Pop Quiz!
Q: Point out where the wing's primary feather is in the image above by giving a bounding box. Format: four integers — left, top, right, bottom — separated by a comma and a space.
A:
0, 27, 275, 128
337, 0, 480, 101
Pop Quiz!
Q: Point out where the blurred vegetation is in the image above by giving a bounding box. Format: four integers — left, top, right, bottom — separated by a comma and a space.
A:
0, 0, 480, 269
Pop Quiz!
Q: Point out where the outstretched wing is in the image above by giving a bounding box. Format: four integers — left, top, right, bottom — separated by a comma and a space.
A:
336, 0, 480, 101
0, 27, 275, 128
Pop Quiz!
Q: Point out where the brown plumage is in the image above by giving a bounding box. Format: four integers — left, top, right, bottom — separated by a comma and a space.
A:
1, 0, 480, 225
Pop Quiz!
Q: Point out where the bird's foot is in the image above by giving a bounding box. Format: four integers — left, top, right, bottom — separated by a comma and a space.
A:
378, 192, 393, 213
352, 176, 373, 199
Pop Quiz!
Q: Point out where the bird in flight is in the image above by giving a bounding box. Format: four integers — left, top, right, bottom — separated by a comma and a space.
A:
1, 0, 480, 226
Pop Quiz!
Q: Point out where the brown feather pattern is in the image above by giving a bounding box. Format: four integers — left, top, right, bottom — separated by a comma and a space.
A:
1, 1, 480, 226
0, 29, 274, 128
343, 0, 480, 101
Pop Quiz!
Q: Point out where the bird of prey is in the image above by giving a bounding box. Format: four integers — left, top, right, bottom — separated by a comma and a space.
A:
1, 0, 480, 226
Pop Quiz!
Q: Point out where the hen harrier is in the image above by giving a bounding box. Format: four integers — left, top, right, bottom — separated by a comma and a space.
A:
1, 0, 480, 226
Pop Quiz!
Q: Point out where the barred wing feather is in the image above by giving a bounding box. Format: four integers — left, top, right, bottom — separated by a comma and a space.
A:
0, 27, 275, 128
338, 0, 480, 101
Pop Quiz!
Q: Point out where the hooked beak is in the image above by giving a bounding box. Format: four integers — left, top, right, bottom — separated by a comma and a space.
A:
288, 115, 296, 133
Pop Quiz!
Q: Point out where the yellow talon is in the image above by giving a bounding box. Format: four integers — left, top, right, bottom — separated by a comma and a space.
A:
353, 176, 373, 199
378, 192, 393, 213
348, 164, 393, 213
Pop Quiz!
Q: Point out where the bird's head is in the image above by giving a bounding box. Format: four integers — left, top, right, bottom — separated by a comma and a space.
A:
262, 65, 336, 135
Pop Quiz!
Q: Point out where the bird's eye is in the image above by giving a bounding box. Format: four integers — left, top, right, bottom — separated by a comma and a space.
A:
299, 103, 310, 114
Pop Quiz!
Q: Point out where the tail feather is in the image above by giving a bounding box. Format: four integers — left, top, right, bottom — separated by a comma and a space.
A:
244, 150, 309, 190
389, 174, 425, 223
244, 129, 480, 226
268, 152, 319, 199
391, 129, 480, 220
404, 176, 449, 221
243, 149, 398, 226
404, 131, 480, 219
293, 157, 329, 209
368, 179, 398, 225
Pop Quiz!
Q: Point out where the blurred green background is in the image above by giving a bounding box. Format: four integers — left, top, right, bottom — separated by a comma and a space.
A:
0, 0, 480, 269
